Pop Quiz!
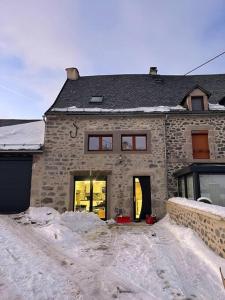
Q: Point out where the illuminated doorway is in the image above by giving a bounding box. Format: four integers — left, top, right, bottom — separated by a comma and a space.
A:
133, 176, 151, 221
74, 176, 107, 220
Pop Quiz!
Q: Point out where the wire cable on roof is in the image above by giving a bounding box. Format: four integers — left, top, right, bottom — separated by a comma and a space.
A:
184, 50, 225, 75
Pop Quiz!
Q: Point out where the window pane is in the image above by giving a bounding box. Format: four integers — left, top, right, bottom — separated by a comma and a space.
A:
93, 180, 106, 219
89, 137, 99, 150
187, 175, 194, 199
135, 136, 146, 150
200, 174, 225, 207
192, 97, 203, 111
122, 136, 133, 150
135, 178, 142, 219
181, 177, 185, 197
102, 136, 112, 150
74, 180, 90, 212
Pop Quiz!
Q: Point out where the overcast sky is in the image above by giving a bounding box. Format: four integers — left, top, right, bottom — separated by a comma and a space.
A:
1, 0, 225, 118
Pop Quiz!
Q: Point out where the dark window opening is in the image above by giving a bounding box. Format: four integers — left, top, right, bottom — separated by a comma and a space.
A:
88, 135, 112, 151
191, 96, 204, 111
121, 135, 147, 151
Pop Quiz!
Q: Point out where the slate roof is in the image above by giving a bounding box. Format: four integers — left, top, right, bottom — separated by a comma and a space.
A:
0, 119, 40, 127
47, 74, 225, 113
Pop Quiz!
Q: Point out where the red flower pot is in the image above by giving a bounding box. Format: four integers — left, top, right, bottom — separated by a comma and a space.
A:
146, 215, 156, 224
116, 216, 131, 223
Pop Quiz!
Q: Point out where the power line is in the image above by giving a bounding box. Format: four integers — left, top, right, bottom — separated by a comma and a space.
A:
184, 50, 225, 75
0, 83, 31, 100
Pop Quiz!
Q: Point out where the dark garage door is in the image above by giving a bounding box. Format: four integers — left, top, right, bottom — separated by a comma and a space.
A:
0, 156, 32, 213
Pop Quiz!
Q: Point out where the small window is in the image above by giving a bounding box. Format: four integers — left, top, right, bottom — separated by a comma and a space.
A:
88, 135, 112, 151
192, 131, 210, 159
121, 135, 147, 151
191, 96, 204, 111
89, 96, 103, 103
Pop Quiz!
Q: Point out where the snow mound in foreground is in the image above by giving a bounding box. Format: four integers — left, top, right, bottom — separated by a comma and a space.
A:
28, 207, 60, 223
60, 211, 105, 233
16, 207, 60, 225
18, 207, 106, 233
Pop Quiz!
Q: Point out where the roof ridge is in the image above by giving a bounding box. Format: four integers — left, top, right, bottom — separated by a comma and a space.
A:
79, 73, 225, 79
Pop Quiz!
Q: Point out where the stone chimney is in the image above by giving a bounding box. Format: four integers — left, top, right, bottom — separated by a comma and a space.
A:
149, 67, 158, 75
65, 67, 79, 80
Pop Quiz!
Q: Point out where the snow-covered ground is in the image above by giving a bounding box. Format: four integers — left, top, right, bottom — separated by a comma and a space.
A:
0, 208, 224, 300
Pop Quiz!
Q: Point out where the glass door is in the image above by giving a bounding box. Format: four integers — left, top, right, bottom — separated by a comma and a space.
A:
134, 177, 142, 220
133, 176, 151, 221
74, 179, 91, 213
74, 177, 107, 220
93, 180, 106, 219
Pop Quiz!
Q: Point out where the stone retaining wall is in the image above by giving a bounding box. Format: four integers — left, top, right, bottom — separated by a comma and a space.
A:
167, 201, 225, 258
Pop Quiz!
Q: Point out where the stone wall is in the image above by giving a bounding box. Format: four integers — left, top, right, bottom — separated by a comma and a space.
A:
30, 154, 44, 207
166, 114, 225, 198
167, 200, 225, 258
31, 112, 225, 217
31, 114, 168, 219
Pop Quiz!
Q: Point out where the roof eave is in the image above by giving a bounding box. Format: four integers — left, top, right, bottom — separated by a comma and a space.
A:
0, 149, 44, 154
46, 110, 225, 117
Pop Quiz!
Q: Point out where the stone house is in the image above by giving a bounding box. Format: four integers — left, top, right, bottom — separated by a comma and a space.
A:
29, 67, 225, 220
1, 67, 225, 220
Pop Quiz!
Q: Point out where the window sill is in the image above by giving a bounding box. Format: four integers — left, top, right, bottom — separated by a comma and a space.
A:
84, 150, 149, 154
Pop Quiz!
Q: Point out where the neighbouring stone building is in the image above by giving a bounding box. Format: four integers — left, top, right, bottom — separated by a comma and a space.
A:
1, 67, 225, 220
0, 120, 44, 213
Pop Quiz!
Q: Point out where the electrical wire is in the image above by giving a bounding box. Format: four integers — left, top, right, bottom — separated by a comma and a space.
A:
184, 50, 225, 75
0, 83, 31, 100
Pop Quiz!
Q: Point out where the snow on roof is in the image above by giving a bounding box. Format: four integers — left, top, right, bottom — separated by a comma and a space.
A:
51, 103, 225, 113
208, 103, 225, 110
168, 197, 225, 219
51, 105, 186, 113
0, 120, 45, 151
